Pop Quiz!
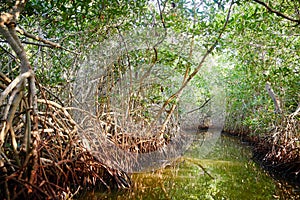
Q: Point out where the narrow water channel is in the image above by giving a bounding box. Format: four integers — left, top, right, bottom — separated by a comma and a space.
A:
80, 133, 299, 199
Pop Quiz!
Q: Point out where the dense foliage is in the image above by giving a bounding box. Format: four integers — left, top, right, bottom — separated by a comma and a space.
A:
0, 0, 299, 199
224, 1, 300, 134
223, 0, 299, 185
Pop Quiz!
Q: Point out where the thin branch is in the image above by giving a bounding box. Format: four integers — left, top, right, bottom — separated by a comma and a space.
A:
21, 40, 52, 47
0, 44, 18, 61
291, 102, 300, 117
156, 0, 166, 29
1, 39, 53, 48
16, 26, 79, 54
15, 26, 61, 48
252, 0, 300, 23
154, 0, 167, 48
186, 98, 211, 115
38, 84, 65, 107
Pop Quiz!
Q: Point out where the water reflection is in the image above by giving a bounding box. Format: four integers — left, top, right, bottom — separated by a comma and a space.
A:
79, 134, 299, 199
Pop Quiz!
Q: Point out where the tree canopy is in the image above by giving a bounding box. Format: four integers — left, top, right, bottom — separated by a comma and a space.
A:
0, 0, 299, 199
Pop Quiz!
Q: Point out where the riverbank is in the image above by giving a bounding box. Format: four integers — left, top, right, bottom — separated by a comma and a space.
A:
222, 130, 300, 194
79, 133, 299, 199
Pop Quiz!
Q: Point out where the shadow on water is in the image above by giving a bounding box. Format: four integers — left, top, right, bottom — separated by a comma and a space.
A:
79, 133, 300, 200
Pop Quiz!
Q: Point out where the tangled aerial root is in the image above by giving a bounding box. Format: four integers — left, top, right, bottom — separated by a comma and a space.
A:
253, 115, 300, 186
0, 68, 184, 199
0, 98, 131, 199
0, 75, 131, 199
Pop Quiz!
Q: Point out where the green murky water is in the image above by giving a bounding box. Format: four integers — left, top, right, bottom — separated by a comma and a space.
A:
80, 133, 299, 200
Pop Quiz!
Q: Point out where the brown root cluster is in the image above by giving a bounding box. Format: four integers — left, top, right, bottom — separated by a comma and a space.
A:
105, 122, 174, 154
0, 75, 131, 200
254, 115, 300, 186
